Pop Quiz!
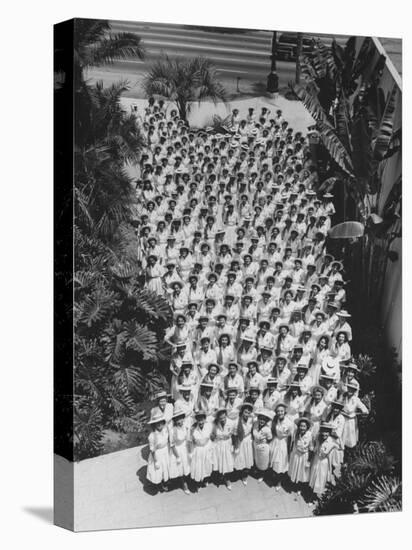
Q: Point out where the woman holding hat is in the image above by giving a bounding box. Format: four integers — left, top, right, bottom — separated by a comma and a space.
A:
330, 330, 351, 363
339, 363, 360, 395
189, 410, 214, 488
169, 403, 191, 494
341, 383, 369, 448
146, 411, 170, 493
270, 403, 294, 490
309, 422, 338, 499
210, 408, 235, 490
252, 409, 274, 482
233, 401, 254, 485
288, 417, 313, 490
309, 335, 331, 386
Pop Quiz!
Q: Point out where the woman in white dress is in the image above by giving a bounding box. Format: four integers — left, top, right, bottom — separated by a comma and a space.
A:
309, 422, 338, 500
309, 335, 330, 385
223, 361, 245, 397
324, 399, 345, 479
270, 402, 294, 490
210, 408, 235, 490
169, 403, 191, 494
146, 255, 165, 295
146, 411, 170, 493
342, 383, 369, 448
233, 402, 254, 485
177, 246, 194, 282
189, 410, 214, 489
330, 330, 351, 363
225, 388, 243, 421
288, 417, 313, 491
263, 377, 283, 411
252, 409, 274, 482
284, 382, 306, 428
305, 385, 328, 442
215, 333, 236, 377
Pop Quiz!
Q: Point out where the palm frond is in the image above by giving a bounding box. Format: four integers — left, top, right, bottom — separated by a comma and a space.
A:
372, 86, 399, 161
316, 120, 354, 174
123, 321, 158, 360
360, 476, 402, 512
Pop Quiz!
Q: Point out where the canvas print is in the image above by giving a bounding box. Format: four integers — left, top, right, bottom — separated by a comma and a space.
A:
53, 19, 402, 531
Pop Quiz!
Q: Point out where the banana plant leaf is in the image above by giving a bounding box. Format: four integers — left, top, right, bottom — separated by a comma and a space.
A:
328, 221, 365, 239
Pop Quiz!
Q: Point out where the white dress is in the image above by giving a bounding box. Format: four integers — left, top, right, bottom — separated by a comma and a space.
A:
190, 423, 214, 482
342, 395, 368, 448
147, 427, 170, 484
270, 417, 293, 473
309, 436, 337, 495
212, 420, 235, 474
169, 425, 191, 478
253, 423, 273, 471
288, 431, 313, 483
234, 417, 254, 470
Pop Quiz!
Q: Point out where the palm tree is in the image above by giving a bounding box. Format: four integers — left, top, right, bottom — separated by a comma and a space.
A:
55, 18, 145, 86
290, 37, 401, 312
55, 20, 174, 460
142, 55, 227, 122
295, 32, 303, 84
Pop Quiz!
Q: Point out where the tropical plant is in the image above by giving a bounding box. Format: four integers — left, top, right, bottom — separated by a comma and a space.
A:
55, 18, 144, 86
290, 36, 401, 314
55, 20, 175, 461
315, 441, 401, 515
142, 55, 227, 121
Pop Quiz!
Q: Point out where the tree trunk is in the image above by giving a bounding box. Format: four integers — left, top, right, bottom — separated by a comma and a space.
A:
271, 31, 277, 72
295, 33, 303, 84
177, 98, 188, 123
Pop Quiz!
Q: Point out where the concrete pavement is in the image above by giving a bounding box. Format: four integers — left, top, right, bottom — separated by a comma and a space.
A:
67, 444, 312, 532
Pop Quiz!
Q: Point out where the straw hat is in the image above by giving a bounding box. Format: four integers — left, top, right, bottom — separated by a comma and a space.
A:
256, 408, 274, 421
295, 416, 312, 428
172, 403, 187, 419
148, 410, 166, 425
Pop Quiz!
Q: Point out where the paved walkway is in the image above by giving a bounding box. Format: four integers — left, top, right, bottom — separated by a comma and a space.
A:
69, 445, 312, 531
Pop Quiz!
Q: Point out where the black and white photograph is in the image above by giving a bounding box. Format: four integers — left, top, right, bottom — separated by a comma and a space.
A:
52, 14, 402, 532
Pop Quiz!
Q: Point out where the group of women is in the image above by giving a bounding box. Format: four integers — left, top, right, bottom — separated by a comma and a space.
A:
135, 98, 369, 501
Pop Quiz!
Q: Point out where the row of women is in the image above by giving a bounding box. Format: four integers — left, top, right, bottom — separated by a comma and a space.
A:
136, 99, 369, 498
